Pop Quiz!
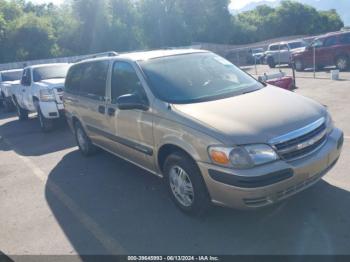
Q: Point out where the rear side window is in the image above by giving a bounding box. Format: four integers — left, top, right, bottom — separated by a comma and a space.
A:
288, 42, 304, 49
65, 65, 84, 94
324, 36, 338, 47
340, 33, 350, 44
80, 61, 109, 100
1, 70, 22, 82
279, 44, 289, 50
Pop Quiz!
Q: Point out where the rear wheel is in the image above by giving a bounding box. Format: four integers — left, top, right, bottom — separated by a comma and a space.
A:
74, 121, 97, 156
38, 107, 54, 132
294, 58, 305, 72
336, 55, 349, 71
16, 102, 28, 121
267, 57, 276, 68
164, 151, 211, 216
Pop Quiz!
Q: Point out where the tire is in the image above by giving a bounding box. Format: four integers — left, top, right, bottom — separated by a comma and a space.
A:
314, 63, 325, 71
74, 121, 97, 156
16, 102, 28, 121
4, 98, 15, 113
294, 58, 305, 72
163, 151, 211, 216
335, 55, 349, 71
38, 107, 54, 132
267, 57, 276, 68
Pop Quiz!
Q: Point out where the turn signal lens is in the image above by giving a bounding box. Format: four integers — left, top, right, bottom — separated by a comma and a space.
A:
209, 148, 230, 165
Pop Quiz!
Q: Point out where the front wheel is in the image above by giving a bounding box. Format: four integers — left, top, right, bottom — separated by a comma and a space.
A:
16, 102, 28, 121
4, 98, 15, 112
38, 108, 54, 132
336, 56, 349, 71
164, 152, 211, 216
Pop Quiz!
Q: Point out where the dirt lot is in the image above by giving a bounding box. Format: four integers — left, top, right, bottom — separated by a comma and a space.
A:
0, 68, 349, 257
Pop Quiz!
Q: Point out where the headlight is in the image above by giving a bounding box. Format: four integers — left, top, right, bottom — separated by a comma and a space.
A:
326, 113, 334, 135
209, 144, 279, 169
40, 89, 55, 102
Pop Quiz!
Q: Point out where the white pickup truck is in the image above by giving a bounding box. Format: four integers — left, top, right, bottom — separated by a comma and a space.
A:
0, 69, 23, 111
12, 63, 70, 132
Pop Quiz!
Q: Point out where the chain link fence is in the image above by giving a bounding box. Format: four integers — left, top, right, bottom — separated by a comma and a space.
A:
223, 44, 350, 82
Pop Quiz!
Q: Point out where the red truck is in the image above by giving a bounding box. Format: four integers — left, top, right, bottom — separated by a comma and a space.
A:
292, 31, 350, 71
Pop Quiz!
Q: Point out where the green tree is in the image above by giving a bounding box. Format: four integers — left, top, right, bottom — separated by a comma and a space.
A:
8, 13, 56, 61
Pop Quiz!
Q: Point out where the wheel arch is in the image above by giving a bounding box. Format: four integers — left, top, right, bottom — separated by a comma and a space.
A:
157, 143, 199, 173
334, 52, 349, 62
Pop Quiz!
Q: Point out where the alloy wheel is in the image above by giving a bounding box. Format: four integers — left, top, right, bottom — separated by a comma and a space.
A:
337, 58, 347, 70
169, 165, 195, 207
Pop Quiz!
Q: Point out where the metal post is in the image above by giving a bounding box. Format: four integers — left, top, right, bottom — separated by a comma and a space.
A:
278, 44, 281, 68
254, 56, 258, 75
292, 61, 296, 89
313, 46, 316, 79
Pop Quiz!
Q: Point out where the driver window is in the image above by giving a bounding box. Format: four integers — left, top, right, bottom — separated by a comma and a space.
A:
111, 62, 147, 104
22, 69, 31, 86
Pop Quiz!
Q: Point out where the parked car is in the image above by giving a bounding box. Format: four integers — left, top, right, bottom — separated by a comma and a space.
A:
64, 49, 343, 215
247, 48, 265, 64
265, 40, 306, 68
292, 31, 350, 71
0, 69, 23, 111
12, 63, 70, 131
258, 72, 295, 91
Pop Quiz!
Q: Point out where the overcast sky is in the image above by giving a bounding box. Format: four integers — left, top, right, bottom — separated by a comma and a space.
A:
30, 0, 277, 10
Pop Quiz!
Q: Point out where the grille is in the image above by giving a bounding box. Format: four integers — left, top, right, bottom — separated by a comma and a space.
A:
271, 118, 328, 161
54, 88, 64, 103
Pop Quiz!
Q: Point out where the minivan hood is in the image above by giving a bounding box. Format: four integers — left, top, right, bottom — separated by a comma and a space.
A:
172, 86, 326, 145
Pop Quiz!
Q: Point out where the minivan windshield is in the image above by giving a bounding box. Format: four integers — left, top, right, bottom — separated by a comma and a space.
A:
1, 70, 22, 82
139, 53, 263, 104
33, 65, 69, 82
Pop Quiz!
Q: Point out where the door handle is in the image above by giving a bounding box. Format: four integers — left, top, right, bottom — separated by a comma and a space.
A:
107, 108, 116, 117
98, 105, 105, 114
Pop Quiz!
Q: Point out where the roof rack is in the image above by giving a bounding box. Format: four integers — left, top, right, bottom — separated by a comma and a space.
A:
74, 51, 119, 63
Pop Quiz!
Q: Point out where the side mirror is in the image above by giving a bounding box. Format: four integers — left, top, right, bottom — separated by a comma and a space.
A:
117, 94, 149, 111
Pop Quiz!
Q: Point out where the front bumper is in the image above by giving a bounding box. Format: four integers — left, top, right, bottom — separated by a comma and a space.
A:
39, 101, 65, 119
198, 128, 344, 209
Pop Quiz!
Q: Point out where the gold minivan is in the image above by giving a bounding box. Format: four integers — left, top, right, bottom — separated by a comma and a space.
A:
64, 49, 344, 215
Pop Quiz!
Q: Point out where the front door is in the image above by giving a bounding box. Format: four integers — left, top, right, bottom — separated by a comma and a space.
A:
19, 69, 31, 109
104, 61, 155, 172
